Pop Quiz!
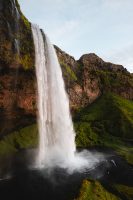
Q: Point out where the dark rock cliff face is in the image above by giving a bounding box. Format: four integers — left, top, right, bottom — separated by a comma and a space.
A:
78, 53, 133, 101
55, 48, 133, 111
0, 0, 133, 137
0, 0, 34, 70
0, 0, 36, 136
55, 47, 101, 110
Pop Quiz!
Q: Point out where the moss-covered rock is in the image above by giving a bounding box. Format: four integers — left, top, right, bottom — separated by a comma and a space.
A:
74, 93, 133, 164
76, 180, 121, 200
60, 61, 77, 81
77, 53, 133, 102
0, 0, 34, 70
0, 124, 38, 156
113, 184, 133, 200
0, 0, 36, 136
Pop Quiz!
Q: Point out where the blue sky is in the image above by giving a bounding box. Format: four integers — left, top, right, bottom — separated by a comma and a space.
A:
19, 0, 133, 72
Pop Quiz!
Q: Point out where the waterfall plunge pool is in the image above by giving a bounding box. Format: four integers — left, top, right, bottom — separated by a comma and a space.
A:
0, 147, 133, 200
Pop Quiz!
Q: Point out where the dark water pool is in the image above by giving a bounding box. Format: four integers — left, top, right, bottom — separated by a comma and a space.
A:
0, 148, 133, 200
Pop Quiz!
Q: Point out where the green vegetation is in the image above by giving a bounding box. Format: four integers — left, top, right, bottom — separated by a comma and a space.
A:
21, 14, 31, 30
76, 180, 133, 200
76, 180, 121, 200
0, 0, 34, 70
19, 15, 35, 70
113, 184, 133, 200
0, 3, 132, 200
0, 124, 38, 156
20, 54, 34, 70
74, 93, 133, 164
60, 61, 77, 81
91, 69, 133, 89
75, 122, 99, 146
0, 93, 132, 165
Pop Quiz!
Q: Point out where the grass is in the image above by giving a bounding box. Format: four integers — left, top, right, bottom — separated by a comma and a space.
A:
60, 61, 77, 81
113, 184, 133, 200
74, 93, 133, 164
76, 180, 121, 200
0, 124, 38, 156
93, 69, 133, 90
0, 92, 133, 165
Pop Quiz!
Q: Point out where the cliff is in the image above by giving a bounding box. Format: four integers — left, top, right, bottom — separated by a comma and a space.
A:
0, 0, 133, 160
0, 1, 133, 199
0, 0, 36, 136
55, 47, 133, 111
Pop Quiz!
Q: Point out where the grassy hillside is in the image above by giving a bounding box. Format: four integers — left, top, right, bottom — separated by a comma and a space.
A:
0, 125, 38, 156
74, 93, 133, 164
0, 93, 132, 165
76, 180, 133, 200
76, 180, 120, 200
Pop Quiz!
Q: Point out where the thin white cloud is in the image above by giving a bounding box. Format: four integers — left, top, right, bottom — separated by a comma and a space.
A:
19, 0, 133, 73
104, 45, 133, 72
50, 20, 79, 40
102, 0, 133, 9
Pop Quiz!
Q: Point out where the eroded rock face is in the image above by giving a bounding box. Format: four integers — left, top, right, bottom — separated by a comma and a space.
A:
56, 49, 133, 109
0, 0, 34, 70
79, 53, 126, 72
55, 47, 101, 109
0, 0, 36, 136
77, 53, 133, 101
0, 69, 36, 137
0, 0, 133, 136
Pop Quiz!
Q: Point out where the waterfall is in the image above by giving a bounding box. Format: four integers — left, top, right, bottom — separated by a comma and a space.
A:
32, 24, 76, 168
31, 24, 102, 171
13, 0, 20, 55
12, 0, 20, 90
12, 0, 20, 20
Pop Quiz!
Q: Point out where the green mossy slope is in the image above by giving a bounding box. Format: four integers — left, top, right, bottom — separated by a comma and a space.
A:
0, 93, 133, 164
74, 93, 133, 164
76, 180, 121, 200
0, 124, 38, 156
113, 184, 133, 200
0, 0, 34, 70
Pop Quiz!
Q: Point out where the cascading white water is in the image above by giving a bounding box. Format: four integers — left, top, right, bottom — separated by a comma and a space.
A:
32, 24, 76, 168
31, 24, 103, 171
12, 0, 20, 20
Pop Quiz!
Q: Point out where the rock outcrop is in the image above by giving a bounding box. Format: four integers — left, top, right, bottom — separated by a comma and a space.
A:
0, 2, 133, 200
0, 0, 133, 138
56, 48, 133, 111
55, 47, 101, 110
78, 53, 133, 100
0, 0, 36, 136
